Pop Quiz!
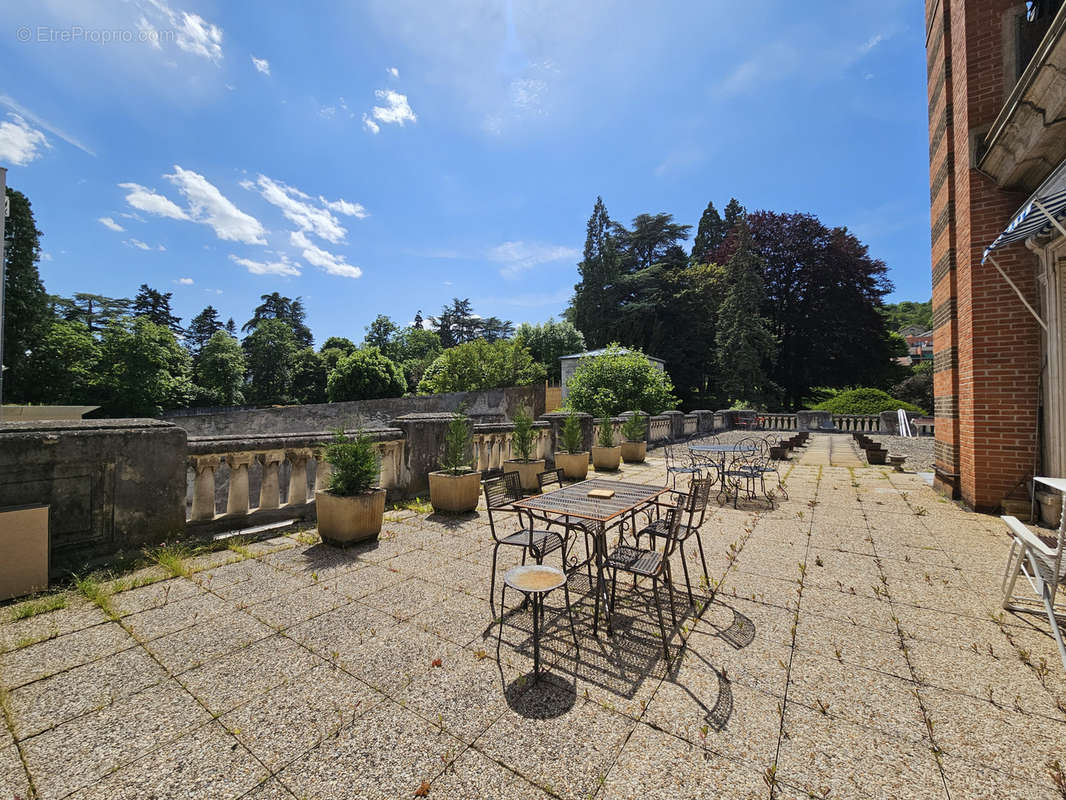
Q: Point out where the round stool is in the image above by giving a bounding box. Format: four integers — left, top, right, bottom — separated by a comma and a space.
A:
499, 564, 579, 678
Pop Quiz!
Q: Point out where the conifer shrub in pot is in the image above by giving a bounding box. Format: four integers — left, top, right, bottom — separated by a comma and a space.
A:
502, 408, 545, 490
591, 416, 622, 471
620, 412, 647, 464
554, 411, 589, 480
315, 430, 385, 546
429, 410, 482, 513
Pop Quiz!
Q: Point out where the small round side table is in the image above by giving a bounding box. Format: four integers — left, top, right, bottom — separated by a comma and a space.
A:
499, 564, 579, 678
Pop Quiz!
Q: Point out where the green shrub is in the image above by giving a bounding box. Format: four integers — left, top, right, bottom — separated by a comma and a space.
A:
560, 412, 584, 454
810, 387, 925, 416
326, 347, 406, 402
440, 410, 473, 475
511, 408, 536, 461
597, 417, 616, 447
324, 430, 380, 495
565, 344, 677, 417
621, 412, 646, 442
417, 338, 544, 394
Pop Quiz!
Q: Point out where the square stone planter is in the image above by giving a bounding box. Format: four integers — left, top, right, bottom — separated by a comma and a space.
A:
621, 441, 646, 464
0, 504, 49, 601
554, 452, 589, 481
316, 488, 386, 546
428, 470, 482, 513
503, 459, 546, 491
591, 446, 622, 471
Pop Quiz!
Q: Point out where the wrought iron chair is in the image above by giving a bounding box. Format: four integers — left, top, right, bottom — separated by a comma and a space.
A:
604, 494, 686, 662
1001, 477, 1066, 670
664, 443, 701, 488
635, 475, 714, 607
722, 436, 781, 509
536, 468, 596, 584
484, 474, 565, 616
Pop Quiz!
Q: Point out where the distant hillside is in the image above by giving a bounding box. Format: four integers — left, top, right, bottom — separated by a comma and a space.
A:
882, 300, 932, 332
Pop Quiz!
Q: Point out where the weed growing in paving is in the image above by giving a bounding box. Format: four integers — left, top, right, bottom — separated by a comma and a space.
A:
74, 574, 116, 619
8, 593, 67, 621
150, 542, 192, 577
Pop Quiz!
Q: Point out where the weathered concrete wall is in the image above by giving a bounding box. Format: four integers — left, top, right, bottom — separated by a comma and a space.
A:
165, 384, 545, 438
0, 420, 187, 573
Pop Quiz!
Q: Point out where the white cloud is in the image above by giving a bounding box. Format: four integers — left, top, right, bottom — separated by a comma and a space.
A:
489, 240, 580, 279
388, 67, 399, 77
320, 98, 351, 119
320, 197, 368, 219
365, 89, 417, 130
510, 78, 548, 113
165, 165, 267, 244
98, 216, 126, 232
178, 277, 194, 285
119, 181, 190, 220
0, 114, 50, 166
143, 0, 224, 62
127, 238, 153, 250
859, 33, 885, 54
158, 244, 167, 251
41, 252, 53, 261
229, 253, 301, 277
251, 55, 271, 75
290, 231, 362, 279
250, 175, 351, 243
0, 95, 95, 157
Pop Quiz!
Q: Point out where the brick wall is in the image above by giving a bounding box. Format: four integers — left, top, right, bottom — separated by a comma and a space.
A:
926, 0, 1043, 511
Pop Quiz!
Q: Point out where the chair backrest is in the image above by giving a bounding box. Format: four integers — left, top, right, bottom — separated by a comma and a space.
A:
683, 475, 714, 528
537, 468, 563, 492
658, 495, 688, 562
482, 473, 524, 541
664, 443, 686, 471
736, 436, 769, 467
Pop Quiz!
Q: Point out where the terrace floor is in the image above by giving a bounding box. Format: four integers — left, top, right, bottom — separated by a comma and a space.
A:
2, 438, 1066, 800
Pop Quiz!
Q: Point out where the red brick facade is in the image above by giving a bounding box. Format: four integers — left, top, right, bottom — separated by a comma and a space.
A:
926, 0, 1042, 511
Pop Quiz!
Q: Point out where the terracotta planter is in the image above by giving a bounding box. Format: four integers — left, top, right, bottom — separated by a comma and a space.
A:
591, 445, 622, 471
621, 441, 646, 464
865, 449, 887, 465
554, 452, 589, 481
503, 459, 546, 491
769, 445, 788, 461
428, 470, 482, 513
316, 488, 386, 546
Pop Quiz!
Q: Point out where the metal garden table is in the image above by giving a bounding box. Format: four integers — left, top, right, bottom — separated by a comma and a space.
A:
690, 443, 757, 496
512, 479, 668, 634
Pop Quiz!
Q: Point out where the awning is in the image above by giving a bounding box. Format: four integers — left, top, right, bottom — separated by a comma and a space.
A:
978, 159, 1066, 332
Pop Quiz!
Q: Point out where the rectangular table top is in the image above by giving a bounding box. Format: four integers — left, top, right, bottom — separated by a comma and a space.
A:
690, 444, 757, 453
512, 479, 668, 523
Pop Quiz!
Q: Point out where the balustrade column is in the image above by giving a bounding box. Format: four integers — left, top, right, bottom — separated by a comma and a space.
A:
313, 448, 333, 493
476, 435, 489, 472
225, 453, 254, 515
257, 451, 285, 510
285, 448, 311, 506
189, 455, 220, 521
379, 442, 398, 489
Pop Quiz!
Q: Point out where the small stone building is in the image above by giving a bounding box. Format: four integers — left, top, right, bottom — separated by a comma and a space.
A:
559, 348, 666, 402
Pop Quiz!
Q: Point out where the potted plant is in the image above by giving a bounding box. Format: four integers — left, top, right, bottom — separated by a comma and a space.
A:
591, 416, 622, 471
620, 412, 647, 464
315, 430, 385, 546
555, 412, 589, 480
502, 408, 545, 491
428, 410, 482, 513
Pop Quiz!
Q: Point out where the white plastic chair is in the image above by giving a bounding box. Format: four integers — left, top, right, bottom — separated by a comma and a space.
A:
1001, 476, 1066, 670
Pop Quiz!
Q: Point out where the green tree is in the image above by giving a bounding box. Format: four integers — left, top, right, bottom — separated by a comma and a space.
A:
243, 318, 297, 404
811, 387, 925, 415
564, 344, 677, 417
570, 197, 618, 349
2, 188, 50, 401
691, 201, 725, 265
882, 300, 933, 331
417, 339, 545, 394
94, 317, 193, 416
363, 315, 400, 355
291, 348, 328, 404
715, 223, 777, 405
431, 298, 513, 347
185, 306, 223, 361
132, 284, 183, 335
320, 336, 356, 355
195, 330, 246, 406
52, 293, 132, 334
514, 318, 585, 382
19, 319, 97, 404
392, 327, 443, 389
243, 292, 313, 348
326, 347, 406, 401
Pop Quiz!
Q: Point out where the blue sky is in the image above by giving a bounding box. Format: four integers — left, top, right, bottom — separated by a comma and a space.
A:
0, 0, 928, 344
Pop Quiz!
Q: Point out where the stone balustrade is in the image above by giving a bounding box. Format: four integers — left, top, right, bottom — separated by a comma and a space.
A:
683, 414, 697, 435
648, 415, 671, 443
470, 421, 553, 471
760, 413, 798, 430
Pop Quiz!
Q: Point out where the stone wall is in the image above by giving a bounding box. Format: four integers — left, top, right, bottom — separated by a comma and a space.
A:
165, 384, 545, 438
0, 420, 187, 573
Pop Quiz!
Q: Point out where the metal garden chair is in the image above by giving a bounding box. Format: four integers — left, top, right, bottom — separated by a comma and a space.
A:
484, 473, 565, 616
634, 475, 715, 607
537, 468, 595, 584
664, 442, 701, 488
604, 494, 686, 662
1001, 477, 1066, 670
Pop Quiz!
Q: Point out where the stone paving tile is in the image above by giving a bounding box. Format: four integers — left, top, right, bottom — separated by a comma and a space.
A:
0, 621, 134, 689
239, 778, 298, 799
476, 681, 637, 800
182, 549, 242, 574
429, 747, 553, 799
938, 754, 1061, 800
776, 702, 947, 800
0, 736, 31, 800
330, 562, 408, 600
797, 586, 897, 633
285, 601, 397, 664
792, 611, 910, 678
179, 633, 322, 715
66, 721, 267, 800
245, 579, 349, 631
600, 722, 767, 800
21, 679, 211, 800
192, 557, 276, 592
0, 601, 108, 653
8, 645, 169, 739
260, 540, 367, 578
410, 586, 493, 648
120, 587, 231, 641
360, 575, 454, 622
210, 567, 315, 608
276, 699, 465, 800
108, 576, 204, 617
141, 610, 274, 674
221, 662, 384, 772
335, 620, 455, 695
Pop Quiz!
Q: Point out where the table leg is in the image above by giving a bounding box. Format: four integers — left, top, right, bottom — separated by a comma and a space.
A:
531, 591, 541, 679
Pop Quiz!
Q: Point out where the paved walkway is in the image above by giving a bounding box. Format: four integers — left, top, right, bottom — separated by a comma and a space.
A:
797, 433, 864, 467
1, 451, 1064, 799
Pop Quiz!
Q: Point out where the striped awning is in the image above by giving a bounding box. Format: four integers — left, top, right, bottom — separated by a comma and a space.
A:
982, 158, 1066, 263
